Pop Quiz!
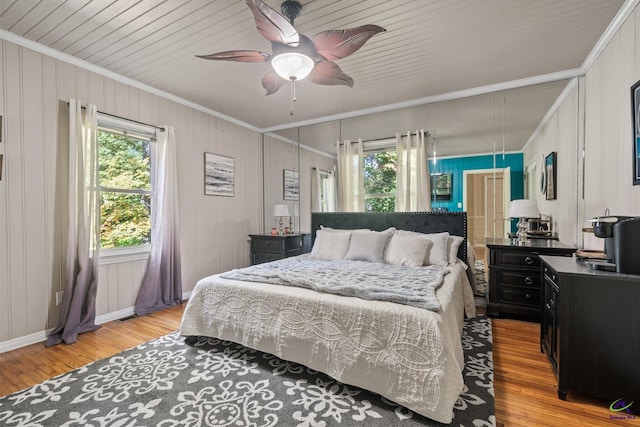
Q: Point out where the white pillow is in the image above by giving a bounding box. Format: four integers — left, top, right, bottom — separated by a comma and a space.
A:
310, 230, 351, 260
386, 234, 433, 267
447, 235, 465, 263
395, 230, 450, 265
344, 230, 393, 263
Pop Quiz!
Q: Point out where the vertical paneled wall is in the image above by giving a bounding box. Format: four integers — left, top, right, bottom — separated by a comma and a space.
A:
524, 86, 581, 246
524, 4, 640, 249
262, 135, 336, 234
0, 40, 263, 345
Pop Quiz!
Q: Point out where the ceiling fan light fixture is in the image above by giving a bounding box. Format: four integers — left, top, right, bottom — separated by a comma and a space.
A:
271, 51, 315, 81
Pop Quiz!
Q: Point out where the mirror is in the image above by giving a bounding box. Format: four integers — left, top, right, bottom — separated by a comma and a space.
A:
262, 79, 571, 242
262, 129, 300, 235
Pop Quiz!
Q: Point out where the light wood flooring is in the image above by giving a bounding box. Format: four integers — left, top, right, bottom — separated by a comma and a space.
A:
0, 303, 620, 426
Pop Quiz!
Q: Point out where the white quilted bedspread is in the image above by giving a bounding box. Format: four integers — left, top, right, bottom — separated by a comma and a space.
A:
180, 260, 476, 424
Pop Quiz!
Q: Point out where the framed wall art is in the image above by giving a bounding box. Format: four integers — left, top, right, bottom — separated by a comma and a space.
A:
204, 153, 234, 196
545, 151, 557, 200
632, 79, 640, 185
430, 173, 452, 200
283, 169, 299, 201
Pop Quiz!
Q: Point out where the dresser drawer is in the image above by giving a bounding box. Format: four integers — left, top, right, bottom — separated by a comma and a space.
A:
252, 238, 285, 253
499, 284, 541, 306
254, 251, 283, 264
492, 250, 540, 268
494, 269, 540, 288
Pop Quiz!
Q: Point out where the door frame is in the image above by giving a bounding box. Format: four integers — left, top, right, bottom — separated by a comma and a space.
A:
463, 168, 511, 238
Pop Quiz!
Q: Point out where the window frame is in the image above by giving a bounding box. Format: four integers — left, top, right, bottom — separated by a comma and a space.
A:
96, 113, 156, 264
363, 145, 398, 212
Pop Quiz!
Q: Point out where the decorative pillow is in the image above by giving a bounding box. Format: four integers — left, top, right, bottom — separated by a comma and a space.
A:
447, 235, 465, 263
309, 230, 351, 260
343, 230, 393, 263
395, 230, 450, 265
386, 234, 433, 267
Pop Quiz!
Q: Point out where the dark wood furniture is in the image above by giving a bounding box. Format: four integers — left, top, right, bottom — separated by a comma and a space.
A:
540, 255, 640, 403
486, 238, 575, 321
249, 234, 303, 265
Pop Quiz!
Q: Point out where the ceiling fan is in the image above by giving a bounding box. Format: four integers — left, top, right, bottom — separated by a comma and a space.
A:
196, 0, 385, 112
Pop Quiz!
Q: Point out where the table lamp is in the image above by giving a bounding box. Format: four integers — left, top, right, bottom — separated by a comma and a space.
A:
509, 199, 539, 241
273, 204, 290, 235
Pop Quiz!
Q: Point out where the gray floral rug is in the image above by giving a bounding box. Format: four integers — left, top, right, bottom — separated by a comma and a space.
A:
0, 317, 494, 426
474, 259, 488, 297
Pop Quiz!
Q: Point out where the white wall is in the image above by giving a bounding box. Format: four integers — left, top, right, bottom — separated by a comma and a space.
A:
525, 4, 640, 250
0, 39, 337, 351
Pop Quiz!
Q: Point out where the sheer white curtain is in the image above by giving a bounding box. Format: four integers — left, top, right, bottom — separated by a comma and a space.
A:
395, 130, 430, 212
135, 126, 183, 316
47, 100, 100, 346
311, 168, 336, 212
336, 138, 364, 212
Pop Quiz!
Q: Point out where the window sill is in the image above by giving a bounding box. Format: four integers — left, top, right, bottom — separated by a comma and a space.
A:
99, 245, 151, 265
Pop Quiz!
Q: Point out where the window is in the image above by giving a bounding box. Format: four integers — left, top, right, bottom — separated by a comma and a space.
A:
97, 114, 155, 251
363, 150, 397, 212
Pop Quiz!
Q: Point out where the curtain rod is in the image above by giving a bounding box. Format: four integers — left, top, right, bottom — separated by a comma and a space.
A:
68, 102, 164, 131
338, 130, 430, 144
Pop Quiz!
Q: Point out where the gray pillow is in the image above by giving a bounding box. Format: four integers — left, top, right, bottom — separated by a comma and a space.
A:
343, 230, 392, 263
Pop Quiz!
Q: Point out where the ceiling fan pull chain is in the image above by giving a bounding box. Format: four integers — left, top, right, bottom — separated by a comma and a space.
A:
290, 78, 297, 116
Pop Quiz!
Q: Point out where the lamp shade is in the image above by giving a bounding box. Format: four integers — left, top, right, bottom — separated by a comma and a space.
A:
509, 199, 539, 219
273, 204, 290, 217
271, 52, 315, 81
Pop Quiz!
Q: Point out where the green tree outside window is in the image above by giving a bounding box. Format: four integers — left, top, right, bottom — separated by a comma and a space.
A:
98, 130, 151, 248
364, 151, 397, 212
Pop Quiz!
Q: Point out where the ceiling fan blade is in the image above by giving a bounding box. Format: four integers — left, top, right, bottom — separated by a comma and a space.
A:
262, 72, 288, 95
246, 0, 299, 46
312, 25, 386, 60
196, 50, 270, 62
309, 61, 353, 87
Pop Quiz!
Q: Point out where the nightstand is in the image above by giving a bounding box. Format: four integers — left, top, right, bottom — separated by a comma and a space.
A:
249, 234, 303, 265
485, 238, 575, 321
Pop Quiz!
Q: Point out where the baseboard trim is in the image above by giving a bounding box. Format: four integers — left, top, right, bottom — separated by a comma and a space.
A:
0, 291, 192, 354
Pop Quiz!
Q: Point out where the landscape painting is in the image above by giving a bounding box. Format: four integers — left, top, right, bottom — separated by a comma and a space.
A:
283, 169, 299, 201
205, 153, 234, 196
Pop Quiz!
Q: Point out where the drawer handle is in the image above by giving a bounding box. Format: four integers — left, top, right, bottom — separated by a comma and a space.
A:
525, 293, 532, 299
524, 276, 533, 285
524, 256, 534, 265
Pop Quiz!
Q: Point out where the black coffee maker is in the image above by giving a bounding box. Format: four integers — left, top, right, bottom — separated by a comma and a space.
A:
589, 215, 640, 274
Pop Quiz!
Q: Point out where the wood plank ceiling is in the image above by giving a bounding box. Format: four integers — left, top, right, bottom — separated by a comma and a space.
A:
0, 0, 627, 155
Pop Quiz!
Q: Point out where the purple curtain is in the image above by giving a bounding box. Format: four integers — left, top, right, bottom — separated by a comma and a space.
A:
135, 126, 183, 316
47, 100, 100, 346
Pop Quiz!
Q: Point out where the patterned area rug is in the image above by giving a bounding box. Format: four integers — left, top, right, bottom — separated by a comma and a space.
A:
0, 317, 494, 426
474, 259, 488, 297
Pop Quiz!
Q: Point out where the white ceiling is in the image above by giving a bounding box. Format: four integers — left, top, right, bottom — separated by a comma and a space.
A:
0, 0, 629, 155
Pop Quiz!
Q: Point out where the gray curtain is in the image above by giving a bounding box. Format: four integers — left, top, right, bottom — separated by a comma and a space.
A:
135, 126, 182, 316
47, 100, 100, 346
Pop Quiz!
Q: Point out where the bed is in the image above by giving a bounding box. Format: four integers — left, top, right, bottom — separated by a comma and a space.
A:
179, 212, 476, 424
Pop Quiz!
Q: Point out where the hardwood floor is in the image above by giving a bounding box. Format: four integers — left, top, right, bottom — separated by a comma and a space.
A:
0, 303, 620, 425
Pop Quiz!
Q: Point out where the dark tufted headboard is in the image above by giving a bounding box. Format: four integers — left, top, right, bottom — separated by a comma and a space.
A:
310, 211, 467, 262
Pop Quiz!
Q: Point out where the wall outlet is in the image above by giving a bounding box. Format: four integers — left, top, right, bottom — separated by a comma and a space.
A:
56, 291, 64, 306
457, 202, 462, 208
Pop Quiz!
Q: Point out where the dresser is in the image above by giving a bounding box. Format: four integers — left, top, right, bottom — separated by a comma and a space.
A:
249, 234, 303, 265
485, 238, 575, 321
540, 255, 640, 402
